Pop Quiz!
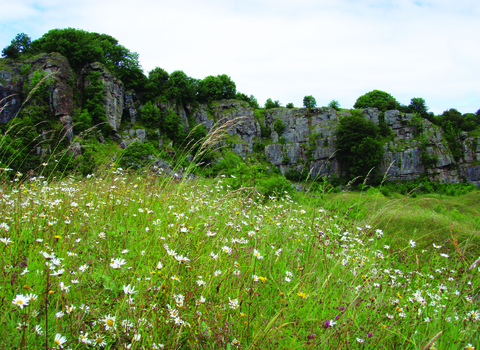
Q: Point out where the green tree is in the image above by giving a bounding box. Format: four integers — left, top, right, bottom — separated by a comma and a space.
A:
1, 33, 32, 59
408, 97, 428, 116
161, 109, 186, 145
354, 90, 400, 112
336, 112, 383, 180
303, 95, 316, 109
140, 101, 160, 128
265, 98, 280, 109
328, 100, 340, 111
236, 93, 260, 109
286, 103, 294, 109
164, 71, 198, 106
29, 28, 144, 91
72, 108, 92, 134
197, 75, 236, 103
84, 71, 111, 134
144, 67, 169, 100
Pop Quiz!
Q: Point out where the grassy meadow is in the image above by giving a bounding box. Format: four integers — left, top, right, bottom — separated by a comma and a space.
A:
1, 167, 479, 349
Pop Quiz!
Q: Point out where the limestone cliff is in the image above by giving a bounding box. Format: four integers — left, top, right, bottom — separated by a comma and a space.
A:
1, 53, 479, 185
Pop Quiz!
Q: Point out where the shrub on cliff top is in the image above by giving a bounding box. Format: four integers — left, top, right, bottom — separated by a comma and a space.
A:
354, 90, 400, 112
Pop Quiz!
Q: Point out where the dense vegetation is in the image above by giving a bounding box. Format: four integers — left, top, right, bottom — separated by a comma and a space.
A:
1, 28, 480, 189
1, 28, 480, 349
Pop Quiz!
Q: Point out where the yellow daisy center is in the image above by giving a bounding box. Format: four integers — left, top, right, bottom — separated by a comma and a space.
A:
106, 319, 114, 327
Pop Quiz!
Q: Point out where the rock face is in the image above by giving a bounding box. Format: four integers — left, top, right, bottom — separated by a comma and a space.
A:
0, 53, 75, 131
1, 52, 479, 185
81, 62, 124, 131
0, 54, 125, 137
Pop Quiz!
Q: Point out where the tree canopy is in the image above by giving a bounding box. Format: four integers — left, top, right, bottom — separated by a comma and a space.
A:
1, 33, 32, 59
265, 98, 281, 109
354, 90, 400, 112
336, 111, 383, 180
303, 95, 316, 109
197, 74, 236, 103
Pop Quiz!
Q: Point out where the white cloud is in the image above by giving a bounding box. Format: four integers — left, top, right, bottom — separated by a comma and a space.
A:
1, 0, 479, 113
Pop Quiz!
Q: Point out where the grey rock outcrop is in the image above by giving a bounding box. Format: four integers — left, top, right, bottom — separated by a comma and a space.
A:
82, 62, 124, 131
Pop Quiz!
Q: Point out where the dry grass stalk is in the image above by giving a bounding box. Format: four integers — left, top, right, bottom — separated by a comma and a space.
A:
193, 116, 246, 162
422, 331, 443, 350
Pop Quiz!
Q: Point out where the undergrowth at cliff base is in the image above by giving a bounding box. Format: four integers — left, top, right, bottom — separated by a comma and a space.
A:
1, 169, 479, 349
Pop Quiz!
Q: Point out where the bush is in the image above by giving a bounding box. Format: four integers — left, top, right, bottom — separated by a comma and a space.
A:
328, 100, 340, 111
118, 141, 157, 169
273, 118, 286, 137
354, 90, 400, 112
303, 95, 316, 109
286, 103, 294, 108
336, 111, 383, 180
260, 124, 271, 139
265, 98, 280, 109
257, 174, 292, 199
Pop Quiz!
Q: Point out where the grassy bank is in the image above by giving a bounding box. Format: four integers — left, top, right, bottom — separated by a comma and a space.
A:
1, 170, 479, 349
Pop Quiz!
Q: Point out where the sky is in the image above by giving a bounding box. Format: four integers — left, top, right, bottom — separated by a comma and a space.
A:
1, 0, 479, 115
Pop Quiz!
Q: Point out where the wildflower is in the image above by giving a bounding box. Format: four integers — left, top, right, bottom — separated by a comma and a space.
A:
54, 333, 67, 348
196, 279, 206, 286
440, 253, 449, 258
35, 325, 43, 335
210, 252, 219, 260
229, 298, 239, 309
79, 332, 92, 345
233, 269, 241, 276
101, 314, 116, 330
156, 261, 163, 269
326, 319, 337, 327
465, 343, 475, 350
222, 246, 232, 254
110, 258, 127, 269
60, 282, 70, 293
297, 292, 307, 299
468, 310, 479, 321
123, 284, 137, 295
0, 237, 12, 245
12, 294, 29, 309
248, 231, 256, 237
214, 270, 222, 277
231, 338, 240, 346
252, 275, 259, 282
56, 311, 64, 318
66, 305, 76, 314
79, 264, 88, 272
253, 249, 263, 260
171, 275, 180, 282
409, 240, 416, 248
357, 338, 364, 343
94, 335, 107, 347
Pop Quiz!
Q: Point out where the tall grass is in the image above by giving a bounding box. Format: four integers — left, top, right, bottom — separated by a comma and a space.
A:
0, 86, 479, 349
0, 168, 479, 349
